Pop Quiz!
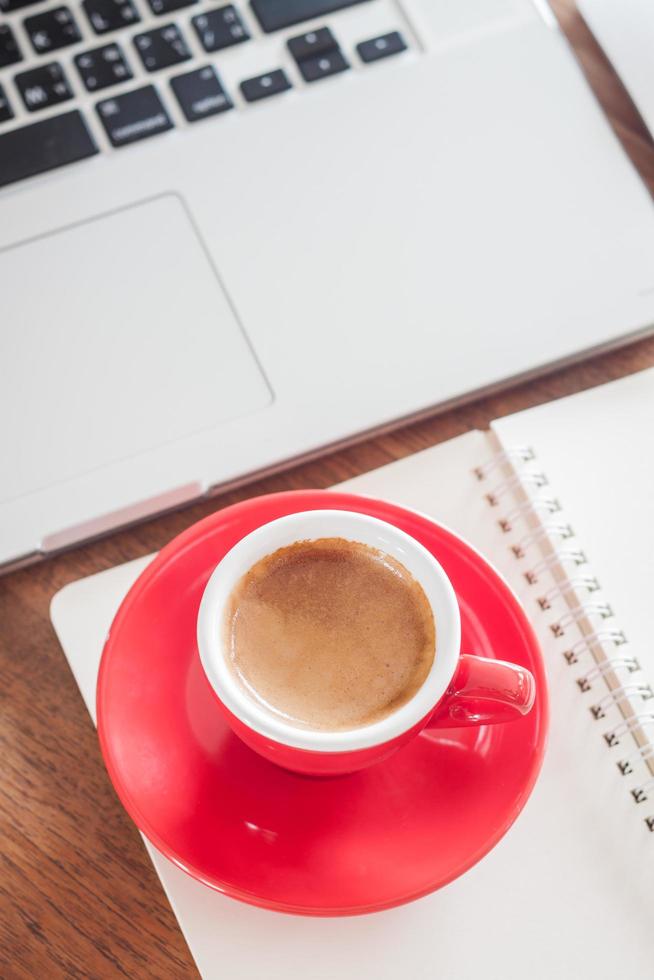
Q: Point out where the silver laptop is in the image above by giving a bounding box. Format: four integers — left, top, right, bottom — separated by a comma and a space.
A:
2, 0, 654, 571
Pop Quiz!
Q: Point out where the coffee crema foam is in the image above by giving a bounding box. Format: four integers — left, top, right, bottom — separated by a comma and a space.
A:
223, 537, 436, 731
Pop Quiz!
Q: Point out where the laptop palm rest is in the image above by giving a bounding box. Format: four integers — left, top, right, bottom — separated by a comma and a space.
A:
0, 194, 271, 506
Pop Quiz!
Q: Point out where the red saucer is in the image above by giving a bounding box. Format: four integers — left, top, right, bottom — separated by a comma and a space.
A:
97, 491, 548, 916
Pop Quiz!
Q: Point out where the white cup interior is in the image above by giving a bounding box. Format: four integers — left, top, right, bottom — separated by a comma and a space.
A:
197, 509, 461, 752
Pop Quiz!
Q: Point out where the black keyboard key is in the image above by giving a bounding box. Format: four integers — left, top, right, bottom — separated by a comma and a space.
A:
24, 7, 81, 55
357, 31, 406, 63
171, 65, 232, 122
82, 0, 140, 35
0, 110, 98, 188
15, 62, 73, 112
251, 0, 367, 33
0, 0, 44, 11
148, 0, 196, 15
0, 25, 23, 69
75, 43, 132, 91
0, 83, 14, 123
287, 26, 336, 63
192, 5, 249, 53
134, 24, 191, 72
298, 47, 348, 83
240, 69, 291, 103
96, 85, 173, 146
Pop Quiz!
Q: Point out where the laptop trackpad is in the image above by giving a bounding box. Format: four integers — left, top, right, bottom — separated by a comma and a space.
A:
0, 195, 271, 503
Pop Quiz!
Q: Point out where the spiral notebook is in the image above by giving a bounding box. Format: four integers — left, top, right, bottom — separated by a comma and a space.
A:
50, 367, 654, 979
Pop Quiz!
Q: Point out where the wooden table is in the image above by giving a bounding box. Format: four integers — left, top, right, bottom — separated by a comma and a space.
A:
2, 3, 653, 976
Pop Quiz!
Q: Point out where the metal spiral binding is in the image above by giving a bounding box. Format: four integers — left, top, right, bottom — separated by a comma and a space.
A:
617, 744, 654, 776
576, 656, 641, 692
562, 628, 628, 665
485, 470, 548, 506
631, 777, 654, 804
473, 446, 535, 480
510, 520, 574, 558
603, 714, 654, 748
477, 444, 654, 832
549, 600, 614, 638
498, 495, 561, 533
537, 574, 600, 610
524, 546, 588, 584
588, 683, 654, 720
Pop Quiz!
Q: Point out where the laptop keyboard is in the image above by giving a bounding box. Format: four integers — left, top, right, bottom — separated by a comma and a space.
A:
0, 0, 410, 189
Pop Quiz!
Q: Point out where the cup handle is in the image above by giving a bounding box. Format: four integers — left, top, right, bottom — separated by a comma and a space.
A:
426, 655, 536, 728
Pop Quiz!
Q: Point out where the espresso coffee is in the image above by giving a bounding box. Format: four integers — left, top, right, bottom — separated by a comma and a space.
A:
223, 537, 436, 731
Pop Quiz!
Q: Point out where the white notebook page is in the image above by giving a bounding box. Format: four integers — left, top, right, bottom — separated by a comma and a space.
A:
51, 388, 654, 978
492, 366, 654, 683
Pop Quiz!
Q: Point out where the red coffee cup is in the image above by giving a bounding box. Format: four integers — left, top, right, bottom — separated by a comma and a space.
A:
197, 510, 535, 776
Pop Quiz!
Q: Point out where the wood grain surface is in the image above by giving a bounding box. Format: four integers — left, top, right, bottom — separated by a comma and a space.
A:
1, 3, 653, 977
